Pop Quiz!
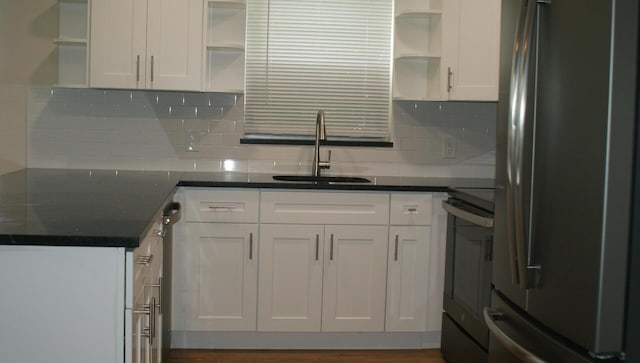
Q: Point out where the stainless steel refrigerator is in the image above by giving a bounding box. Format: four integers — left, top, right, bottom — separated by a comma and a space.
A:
489, 0, 640, 362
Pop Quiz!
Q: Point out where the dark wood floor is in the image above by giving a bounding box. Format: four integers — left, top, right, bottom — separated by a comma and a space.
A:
167, 349, 446, 363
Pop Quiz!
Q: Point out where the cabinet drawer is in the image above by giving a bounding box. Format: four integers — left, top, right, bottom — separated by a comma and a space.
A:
183, 188, 259, 223
261, 191, 389, 225
390, 193, 432, 225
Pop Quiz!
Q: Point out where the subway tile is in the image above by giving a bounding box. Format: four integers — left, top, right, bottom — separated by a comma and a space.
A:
182, 92, 212, 106
169, 105, 199, 119
26, 86, 496, 176
208, 119, 237, 134
196, 105, 225, 119
151, 91, 185, 106
167, 158, 202, 172
209, 93, 240, 107
102, 89, 136, 104
27, 87, 53, 103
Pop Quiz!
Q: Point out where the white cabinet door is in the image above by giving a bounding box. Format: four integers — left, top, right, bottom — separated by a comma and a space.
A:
146, 0, 203, 91
0, 246, 126, 363
258, 224, 324, 332
443, 0, 501, 101
90, 0, 148, 88
132, 310, 149, 363
427, 193, 448, 333
148, 231, 163, 363
386, 226, 431, 332
90, 0, 203, 91
173, 223, 258, 331
322, 225, 389, 332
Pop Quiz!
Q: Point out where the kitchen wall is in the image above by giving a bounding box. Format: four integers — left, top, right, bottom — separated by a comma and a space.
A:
0, 0, 58, 175
27, 87, 496, 177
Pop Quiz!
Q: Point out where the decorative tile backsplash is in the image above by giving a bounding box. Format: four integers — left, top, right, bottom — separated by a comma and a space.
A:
27, 87, 496, 177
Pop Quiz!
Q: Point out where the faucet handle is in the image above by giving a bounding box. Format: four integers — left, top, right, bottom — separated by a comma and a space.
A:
320, 150, 331, 170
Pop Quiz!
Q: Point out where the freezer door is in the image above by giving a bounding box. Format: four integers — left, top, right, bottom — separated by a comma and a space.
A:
485, 292, 604, 363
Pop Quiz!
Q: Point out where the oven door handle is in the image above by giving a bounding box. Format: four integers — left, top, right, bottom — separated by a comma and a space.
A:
442, 200, 494, 228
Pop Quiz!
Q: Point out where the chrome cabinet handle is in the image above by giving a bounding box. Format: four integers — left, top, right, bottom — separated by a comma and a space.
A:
150, 55, 154, 83
483, 308, 546, 363
485, 237, 493, 262
249, 233, 253, 260
207, 205, 239, 211
394, 235, 399, 261
144, 279, 162, 314
315, 234, 320, 261
442, 200, 494, 228
133, 297, 156, 346
447, 67, 453, 93
330, 234, 334, 261
136, 55, 140, 83
136, 255, 153, 265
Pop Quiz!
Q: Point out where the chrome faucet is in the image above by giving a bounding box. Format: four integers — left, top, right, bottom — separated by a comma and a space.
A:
312, 110, 331, 177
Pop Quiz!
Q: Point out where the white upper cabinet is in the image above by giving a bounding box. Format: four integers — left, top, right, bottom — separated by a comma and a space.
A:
392, 0, 501, 101
90, 0, 203, 91
443, 0, 501, 101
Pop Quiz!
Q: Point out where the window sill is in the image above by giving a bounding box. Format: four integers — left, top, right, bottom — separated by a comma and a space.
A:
240, 137, 394, 148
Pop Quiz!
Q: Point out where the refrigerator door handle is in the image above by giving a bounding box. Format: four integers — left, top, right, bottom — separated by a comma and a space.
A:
508, 0, 540, 290
506, 0, 529, 286
483, 308, 547, 363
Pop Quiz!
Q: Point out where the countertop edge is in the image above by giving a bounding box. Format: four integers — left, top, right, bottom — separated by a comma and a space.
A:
0, 169, 493, 248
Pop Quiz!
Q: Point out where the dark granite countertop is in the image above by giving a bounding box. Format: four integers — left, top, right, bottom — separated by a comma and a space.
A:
0, 168, 493, 248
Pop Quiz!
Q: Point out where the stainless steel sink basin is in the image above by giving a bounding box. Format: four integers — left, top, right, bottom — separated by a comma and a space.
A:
273, 175, 371, 183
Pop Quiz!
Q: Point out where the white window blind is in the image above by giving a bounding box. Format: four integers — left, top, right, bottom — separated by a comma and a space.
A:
245, 0, 393, 139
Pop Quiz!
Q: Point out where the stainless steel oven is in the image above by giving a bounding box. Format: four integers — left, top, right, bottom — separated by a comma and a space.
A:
441, 188, 494, 363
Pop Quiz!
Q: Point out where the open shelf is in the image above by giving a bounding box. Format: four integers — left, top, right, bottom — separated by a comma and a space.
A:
206, 48, 245, 93
395, 13, 442, 58
393, 0, 444, 100
393, 57, 443, 101
204, 0, 246, 93
57, 0, 88, 87
395, 0, 443, 15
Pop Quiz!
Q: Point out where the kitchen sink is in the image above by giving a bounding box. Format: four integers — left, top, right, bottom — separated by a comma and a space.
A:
273, 175, 371, 183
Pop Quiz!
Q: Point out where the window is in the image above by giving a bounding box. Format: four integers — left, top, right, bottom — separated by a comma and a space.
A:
244, 0, 393, 141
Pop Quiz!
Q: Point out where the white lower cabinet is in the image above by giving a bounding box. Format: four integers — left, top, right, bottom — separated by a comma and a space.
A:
322, 225, 389, 332
385, 193, 434, 332
130, 214, 164, 363
171, 188, 446, 348
0, 212, 166, 363
258, 224, 324, 331
173, 222, 258, 331
258, 224, 388, 332
386, 226, 431, 332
